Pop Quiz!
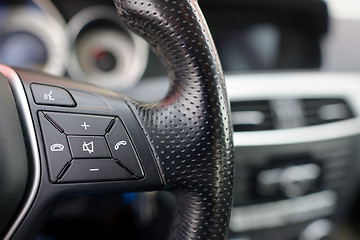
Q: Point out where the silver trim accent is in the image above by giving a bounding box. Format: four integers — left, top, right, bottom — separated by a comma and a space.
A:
226, 72, 360, 113
233, 119, 360, 146
300, 219, 333, 240
230, 190, 337, 232
0, 65, 41, 240
326, 0, 360, 20
0, 2, 68, 76
33, 0, 66, 25
225, 72, 360, 146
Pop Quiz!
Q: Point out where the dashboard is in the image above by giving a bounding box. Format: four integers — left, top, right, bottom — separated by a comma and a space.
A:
0, 0, 330, 91
1, 0, 360, 240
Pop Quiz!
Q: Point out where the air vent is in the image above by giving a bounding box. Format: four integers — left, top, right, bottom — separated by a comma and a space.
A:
302, 98, 355, 126
231, 98, 355, 132
231, 100, 274, 131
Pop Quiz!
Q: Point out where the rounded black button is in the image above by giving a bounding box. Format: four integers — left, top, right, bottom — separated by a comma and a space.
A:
68, 136, 111, 159
44, 112, 114, 135
59, 159, 134, 183
39, 112, 72, 182
31, 84, 76, 107
105, 118, 144, 178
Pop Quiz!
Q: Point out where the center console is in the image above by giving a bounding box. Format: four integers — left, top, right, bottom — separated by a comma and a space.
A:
226, 72, 360, 240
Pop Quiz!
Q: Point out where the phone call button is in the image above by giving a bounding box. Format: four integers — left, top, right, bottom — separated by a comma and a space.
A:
39, 112, 72, 183
105, 118, 144, 178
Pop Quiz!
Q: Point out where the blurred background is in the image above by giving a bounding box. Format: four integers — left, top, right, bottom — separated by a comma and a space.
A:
1, 0, 360, 239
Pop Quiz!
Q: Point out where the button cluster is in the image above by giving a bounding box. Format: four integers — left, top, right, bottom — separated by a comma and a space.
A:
39, 111, 144, 183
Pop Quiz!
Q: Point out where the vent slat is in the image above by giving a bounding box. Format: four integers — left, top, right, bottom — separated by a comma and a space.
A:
231, 100, 274, 132
302, 98, 355, 126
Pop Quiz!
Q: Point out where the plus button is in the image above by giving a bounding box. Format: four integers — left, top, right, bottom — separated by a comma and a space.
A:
81, 122, 90, 130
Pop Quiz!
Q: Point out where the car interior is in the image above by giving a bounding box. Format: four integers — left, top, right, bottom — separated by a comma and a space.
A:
0, 0, 360, 239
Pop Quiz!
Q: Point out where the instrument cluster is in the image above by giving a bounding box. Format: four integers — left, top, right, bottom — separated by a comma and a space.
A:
0, 0, 148, 91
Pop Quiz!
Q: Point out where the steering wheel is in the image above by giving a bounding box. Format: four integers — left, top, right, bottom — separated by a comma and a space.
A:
0, 0, 234, 239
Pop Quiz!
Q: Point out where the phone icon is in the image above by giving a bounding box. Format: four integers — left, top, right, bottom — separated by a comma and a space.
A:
50, 143, 64, 152
114, 141, 127, 150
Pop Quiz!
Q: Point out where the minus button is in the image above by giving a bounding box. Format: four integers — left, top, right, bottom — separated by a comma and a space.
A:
58, 159, 134, 183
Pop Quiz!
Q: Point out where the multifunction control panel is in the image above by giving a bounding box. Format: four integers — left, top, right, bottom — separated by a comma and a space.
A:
39, 111, 144, 183
23, 79, 161, 189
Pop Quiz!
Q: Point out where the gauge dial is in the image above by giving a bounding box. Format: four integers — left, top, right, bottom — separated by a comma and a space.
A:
0, 2, 68, 75
67, 6, 148, 91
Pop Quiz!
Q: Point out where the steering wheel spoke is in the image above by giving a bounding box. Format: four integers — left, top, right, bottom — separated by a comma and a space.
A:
0, 65, 163, 239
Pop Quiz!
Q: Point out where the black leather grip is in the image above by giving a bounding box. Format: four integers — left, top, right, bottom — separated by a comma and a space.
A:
114, 0, 234, 239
